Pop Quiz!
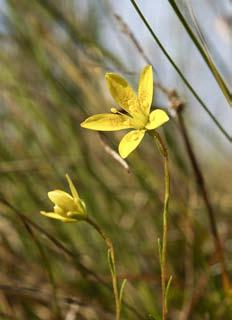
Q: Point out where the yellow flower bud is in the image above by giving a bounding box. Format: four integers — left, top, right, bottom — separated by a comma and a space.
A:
40, 174, 87, 222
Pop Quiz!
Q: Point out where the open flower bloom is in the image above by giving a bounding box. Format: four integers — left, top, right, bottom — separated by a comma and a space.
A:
40, 174, 87, 222
81, 65, 169, 158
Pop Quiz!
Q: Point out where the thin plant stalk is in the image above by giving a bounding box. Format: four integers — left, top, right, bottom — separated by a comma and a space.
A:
168, 0, 232, 107
152, 131, 171, 320
177, 109, 230, 294
85, 217, 123, 320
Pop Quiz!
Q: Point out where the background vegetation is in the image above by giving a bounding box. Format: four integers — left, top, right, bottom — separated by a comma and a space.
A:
0, 0, 231, 319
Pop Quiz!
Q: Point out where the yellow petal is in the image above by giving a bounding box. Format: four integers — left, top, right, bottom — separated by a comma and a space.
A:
138, 65, 153, 115
81, 113, 133, 131
40, 211, 76, 222
54, 205, 65, 215
66, 174, 79, 199
145, 109, 169, 130
105, 73, 141, 116
48, 190, 75, 211
118, 130, 145, 158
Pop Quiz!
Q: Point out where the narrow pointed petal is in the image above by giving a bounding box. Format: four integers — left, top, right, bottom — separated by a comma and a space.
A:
105, 73, 141, 116
66, 174, 79, 200
138, 65, 153, 115
81, 113, 133, 131
79, 199, 87, 214
40, 211, 76, 222
118, 130, 145, 158
48, 190, 75, 211
145, 109, 169, 130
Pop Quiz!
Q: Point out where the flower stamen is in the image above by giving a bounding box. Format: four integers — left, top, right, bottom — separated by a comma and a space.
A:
111, 108, 127, 117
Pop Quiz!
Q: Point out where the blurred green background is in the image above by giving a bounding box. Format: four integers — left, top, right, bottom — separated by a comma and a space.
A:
0, 0, 231, 319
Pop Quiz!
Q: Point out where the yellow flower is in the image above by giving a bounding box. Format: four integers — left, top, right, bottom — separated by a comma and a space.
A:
40, 174, 87, 222
81, 65, 169, 158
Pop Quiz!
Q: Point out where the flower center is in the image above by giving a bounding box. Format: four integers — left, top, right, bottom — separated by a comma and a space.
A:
111, 108, 148, 129
131, 113, 148, 129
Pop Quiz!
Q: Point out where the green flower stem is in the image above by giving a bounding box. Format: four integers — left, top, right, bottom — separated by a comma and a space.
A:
151, 131, 170, 320
85, 217, 121, 320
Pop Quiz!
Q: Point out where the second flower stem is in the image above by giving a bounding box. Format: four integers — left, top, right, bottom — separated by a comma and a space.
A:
85, 217, 121, 320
